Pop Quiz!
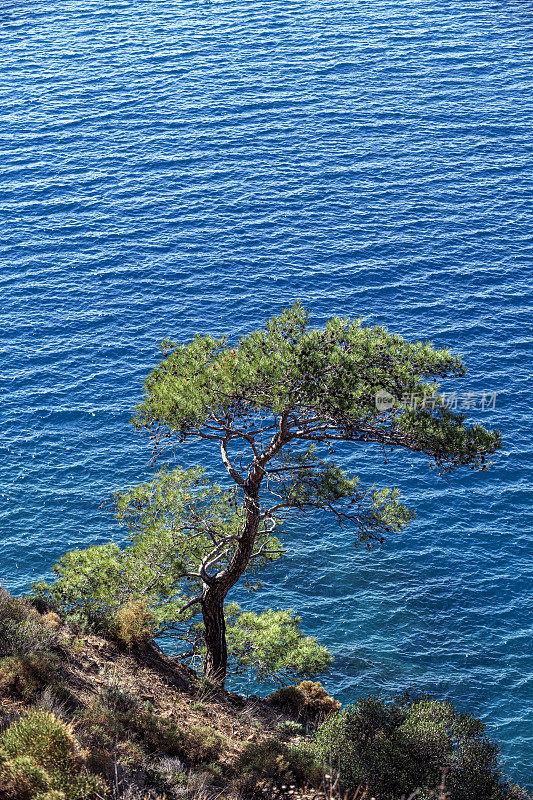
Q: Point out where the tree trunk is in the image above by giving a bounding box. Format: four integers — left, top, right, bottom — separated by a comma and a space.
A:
201, 461, 285, 687
201, 583, 228, 687
201, 483, 262, 687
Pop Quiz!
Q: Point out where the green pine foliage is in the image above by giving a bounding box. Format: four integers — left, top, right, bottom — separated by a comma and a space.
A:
32, 467, 286, 653
224, 604, 332, 684
134, 302, 500, 475
32, 467, 243, 640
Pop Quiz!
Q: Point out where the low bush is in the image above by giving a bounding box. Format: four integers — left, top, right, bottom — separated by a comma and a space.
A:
0, 654, 58, 701
308, 694, 526, 800
110, 600, 158, 648
0, 754, 50, 800
0, 709, 102, 800
136, 710, 223, 764
266, 685, 305, 718
0, 586, 55, 657
75, 699, 127, 757
266, 682, 340, 724
76, 691, 223, 773
178, 724, 224, 765
99, 685, 138, 714
296, 680, 341, 721
235, 738, 323, 787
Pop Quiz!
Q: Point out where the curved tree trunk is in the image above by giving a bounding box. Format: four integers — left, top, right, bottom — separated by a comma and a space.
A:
201, 427, 289, 687
201, 484, 262, 687
201, 583, 228, 686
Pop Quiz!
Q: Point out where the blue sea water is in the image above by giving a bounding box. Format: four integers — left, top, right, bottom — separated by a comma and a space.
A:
1, 0, 532, 786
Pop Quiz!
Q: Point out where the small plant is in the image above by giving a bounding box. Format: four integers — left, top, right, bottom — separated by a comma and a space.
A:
156, 755, 186, 784
174, 723, 224, 765
100, 685, 138, 714
275, 720, 303, 739
134, 711, 223, 765
115, 739, 145, 770
0, 754, 51, 800
40, 612, 62, 631
194, 676, 218, 701
110, 600, 158, 648
70, 637, 85, 654
75, 697, 125, 754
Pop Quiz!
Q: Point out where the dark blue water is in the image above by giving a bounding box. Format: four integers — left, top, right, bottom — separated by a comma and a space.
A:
1, 0, 532, 786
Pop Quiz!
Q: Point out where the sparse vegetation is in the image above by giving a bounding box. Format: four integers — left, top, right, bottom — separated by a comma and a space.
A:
0, 586, 55, 657
0, 585, 530, 800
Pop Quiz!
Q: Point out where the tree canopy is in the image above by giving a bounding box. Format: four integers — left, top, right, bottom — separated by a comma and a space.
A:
134, 302, 499, 474
129, 303, 501, 685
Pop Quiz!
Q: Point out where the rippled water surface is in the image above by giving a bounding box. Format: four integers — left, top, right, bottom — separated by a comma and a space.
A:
1, 0, 532, 785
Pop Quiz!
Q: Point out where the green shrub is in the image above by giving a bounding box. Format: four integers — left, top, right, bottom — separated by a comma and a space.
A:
0, 709, 101, 799
266, 685, 305, 718
308, 694, 526, 800
34, 793, 66, 800
276, 720, 303, 739
134, 709, 185, 756
0, 586, 55, 657
0, 754, 50, 800
99, 685, 138, 714
135, 711, 223, 764
0, 654, 58, 701
236, 738, 322, 787
75, 698, 126, 756
177, 724, 224, 764
115, 739, 145, 770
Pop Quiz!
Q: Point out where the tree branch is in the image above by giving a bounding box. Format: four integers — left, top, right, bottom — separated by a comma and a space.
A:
221, 437, 245, 486
178, 596, 202, 614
